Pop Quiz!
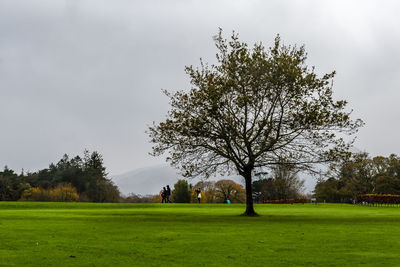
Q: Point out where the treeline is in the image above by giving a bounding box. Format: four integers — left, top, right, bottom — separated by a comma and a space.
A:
314, 153, 400, 203
124, 165, 305, 204
124, 165, 306, 204
6, 150, 398, 205
0, 150, 120, 202
125, 179, 247, 203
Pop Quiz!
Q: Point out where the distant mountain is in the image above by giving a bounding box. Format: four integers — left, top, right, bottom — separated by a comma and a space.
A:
111, 164, 243, 196
111, 165, 180, 196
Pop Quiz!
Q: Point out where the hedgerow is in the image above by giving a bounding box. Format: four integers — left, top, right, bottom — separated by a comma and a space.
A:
355, 194, 400, 205
262, 198, 307, 204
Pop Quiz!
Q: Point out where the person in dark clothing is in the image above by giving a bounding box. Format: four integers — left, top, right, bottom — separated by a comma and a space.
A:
196, 188, 201, 203
161, 187, 167, 203
166, 185, 171, 203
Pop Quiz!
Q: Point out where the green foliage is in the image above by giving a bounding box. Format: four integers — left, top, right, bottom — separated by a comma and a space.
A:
314, 178, 344, 203
0, 150, 120, 202
315, 153, 400, 202
253, 164, 304, 201
172, 179, 191, 203
0, 166, 28, 201
85, 179, 120, 203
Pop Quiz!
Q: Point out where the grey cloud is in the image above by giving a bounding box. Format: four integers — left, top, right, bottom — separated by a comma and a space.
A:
1, 0, 400, 175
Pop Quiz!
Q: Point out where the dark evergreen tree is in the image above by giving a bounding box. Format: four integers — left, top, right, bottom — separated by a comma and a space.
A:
172, 180, 191, 203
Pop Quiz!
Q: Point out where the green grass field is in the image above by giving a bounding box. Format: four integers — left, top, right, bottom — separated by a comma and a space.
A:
1, 202, 400, 266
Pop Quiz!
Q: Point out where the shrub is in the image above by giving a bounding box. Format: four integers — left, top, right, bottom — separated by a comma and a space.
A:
214, 180, 246, 203
355, 194, 400, 205
263, 197, 307, 204
85, 179, 120, 203
172, 179, 191, 203
20, 184, 79, 202
122, 193, 161, 203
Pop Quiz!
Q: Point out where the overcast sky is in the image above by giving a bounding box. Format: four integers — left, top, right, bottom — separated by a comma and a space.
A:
1, 0, 399, 176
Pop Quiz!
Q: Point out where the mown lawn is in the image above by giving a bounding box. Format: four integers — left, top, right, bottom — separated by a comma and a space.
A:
1, 202, 400, 266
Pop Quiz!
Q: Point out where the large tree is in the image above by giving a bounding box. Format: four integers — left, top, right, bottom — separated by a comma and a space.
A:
149, 30, 363, 215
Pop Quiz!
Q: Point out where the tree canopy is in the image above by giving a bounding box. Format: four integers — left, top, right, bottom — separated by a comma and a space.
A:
172, 179, 191, 203
149, 30, 363, 215
253, 164, 304, 202
0, 150, 120, 202
315, 153, 400, 203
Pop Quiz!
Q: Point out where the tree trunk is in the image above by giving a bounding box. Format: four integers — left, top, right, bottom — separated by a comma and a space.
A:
242, 170, 258, 216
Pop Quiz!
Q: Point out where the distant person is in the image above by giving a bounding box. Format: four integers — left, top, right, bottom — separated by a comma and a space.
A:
161, 187, 167, 203
166, 185, 171, 203
196, 188, 201, 203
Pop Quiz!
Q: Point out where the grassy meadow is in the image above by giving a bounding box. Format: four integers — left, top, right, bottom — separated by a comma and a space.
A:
1, 202, 400, 266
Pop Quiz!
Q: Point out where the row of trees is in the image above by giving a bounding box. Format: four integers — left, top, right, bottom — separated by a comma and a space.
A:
314, 153, 400, 203
172, 173, 303, 204
125, 164, 305, 204
123, 179, 247, 203
0, 150, 120, 202
146, 179, 246, 203
123, 154, 400, 204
